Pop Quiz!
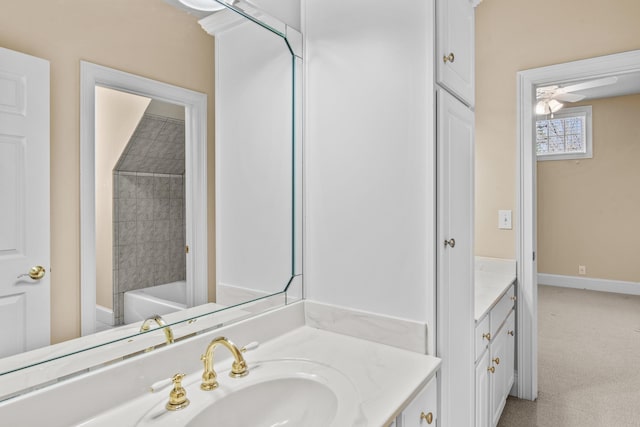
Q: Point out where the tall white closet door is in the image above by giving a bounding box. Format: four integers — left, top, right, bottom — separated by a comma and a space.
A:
437, 88, 475, 427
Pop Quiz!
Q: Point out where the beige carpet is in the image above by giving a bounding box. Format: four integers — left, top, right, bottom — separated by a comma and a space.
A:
497, 285, 640, 427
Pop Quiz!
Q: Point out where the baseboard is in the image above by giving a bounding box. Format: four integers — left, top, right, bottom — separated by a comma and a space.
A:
96, 305, 114, 326
510, 372, 518, 397
538, 273, 640, 296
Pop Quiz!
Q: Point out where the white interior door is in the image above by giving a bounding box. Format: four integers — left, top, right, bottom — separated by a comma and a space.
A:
0, 47, 50, 357
437, 88, 475, 427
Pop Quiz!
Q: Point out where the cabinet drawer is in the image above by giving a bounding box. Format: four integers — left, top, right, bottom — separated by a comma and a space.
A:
475, 314, 490, 362
399, 376, 438, 426
490, 285, 515, 337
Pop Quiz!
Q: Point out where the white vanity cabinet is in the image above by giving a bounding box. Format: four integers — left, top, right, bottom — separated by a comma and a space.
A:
436, 0, 475, 106
475, 284, 516, 427
396, 376, 438, 426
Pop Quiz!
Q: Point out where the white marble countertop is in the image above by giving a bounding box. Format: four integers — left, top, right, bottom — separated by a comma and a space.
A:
75, 325, 441, 427
1, 302, 440, 427
474, 257, 516, 321
249, 326, 441, 425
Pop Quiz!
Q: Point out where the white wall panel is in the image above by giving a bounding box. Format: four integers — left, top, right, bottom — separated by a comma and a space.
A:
304, 0, 435, 325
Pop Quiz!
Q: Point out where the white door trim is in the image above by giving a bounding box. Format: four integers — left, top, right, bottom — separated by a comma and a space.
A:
80, 62, 208, 335
516, 49, 640, 400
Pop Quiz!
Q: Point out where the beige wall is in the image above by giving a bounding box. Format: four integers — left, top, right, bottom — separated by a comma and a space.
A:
537, 94, 640, 282
475, 0, 640, 259
0, 0, 215, 343
95, 88, 151, 309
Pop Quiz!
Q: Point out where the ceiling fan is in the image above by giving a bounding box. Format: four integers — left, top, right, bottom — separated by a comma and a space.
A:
535, 76, 618, 115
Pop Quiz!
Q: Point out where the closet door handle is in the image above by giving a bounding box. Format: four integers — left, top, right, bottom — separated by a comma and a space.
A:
443, 52, 455, 63
420, 411, 434, 424
444, 238, 456, 248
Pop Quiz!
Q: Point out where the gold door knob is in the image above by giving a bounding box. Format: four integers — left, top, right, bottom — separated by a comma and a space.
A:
493, 357, 500, 365
511, 295, 517, 301
443, 52, 455, 63
508, 330, 515, 336
482, 332, 491, 341
17, 265, 46, 280
420, 411, 434, 424
488, 366, 495, 374
444, 238, 456, 248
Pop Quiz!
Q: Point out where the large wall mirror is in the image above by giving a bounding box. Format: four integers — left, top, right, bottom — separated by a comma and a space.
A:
0, 0, 302, 400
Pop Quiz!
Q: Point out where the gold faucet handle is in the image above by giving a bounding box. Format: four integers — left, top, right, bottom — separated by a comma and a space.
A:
166, 373, 190, 411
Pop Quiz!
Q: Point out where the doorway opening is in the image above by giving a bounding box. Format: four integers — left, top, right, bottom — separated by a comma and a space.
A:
516, 49, 640, 400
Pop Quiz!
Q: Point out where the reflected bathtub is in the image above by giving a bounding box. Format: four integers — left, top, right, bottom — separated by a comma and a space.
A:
124, 280, 187, 324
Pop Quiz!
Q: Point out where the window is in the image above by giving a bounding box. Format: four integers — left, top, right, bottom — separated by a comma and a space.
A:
536, 106, 592, 161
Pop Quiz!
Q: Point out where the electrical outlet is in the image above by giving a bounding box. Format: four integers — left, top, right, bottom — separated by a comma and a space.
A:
578, 265, 586, 275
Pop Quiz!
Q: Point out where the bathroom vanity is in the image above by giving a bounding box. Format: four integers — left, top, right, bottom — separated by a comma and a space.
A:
474, 257, 517, 427
0, 0, 493, 424
0, 302, 440, 426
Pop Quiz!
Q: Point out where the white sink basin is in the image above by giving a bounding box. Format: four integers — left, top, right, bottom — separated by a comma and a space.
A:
136, 359, 362, 427
187, 377, 337, 426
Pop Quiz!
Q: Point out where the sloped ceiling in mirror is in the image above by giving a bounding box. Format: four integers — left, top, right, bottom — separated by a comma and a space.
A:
115, 102, 185, 175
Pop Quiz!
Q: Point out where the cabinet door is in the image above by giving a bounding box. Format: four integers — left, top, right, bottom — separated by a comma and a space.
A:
437, 89, 475, 426
490, 322, 509, 426
400, 377, 438, 426
436, 0, 475, 106
503, 310, 516, 396
475, 350, 490, 427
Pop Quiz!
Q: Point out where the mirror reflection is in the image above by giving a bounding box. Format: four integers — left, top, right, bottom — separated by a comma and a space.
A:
96, 90, 191, 328
213, 5, 300, 307
0, 0, 302, 395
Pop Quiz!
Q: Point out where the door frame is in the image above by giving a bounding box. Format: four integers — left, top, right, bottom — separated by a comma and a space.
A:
515, 49, 640, 400
80, 62, 208, 335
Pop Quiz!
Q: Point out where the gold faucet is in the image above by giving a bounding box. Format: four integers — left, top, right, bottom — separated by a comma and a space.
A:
200, 336, 249, 391
140, 314, 174, 348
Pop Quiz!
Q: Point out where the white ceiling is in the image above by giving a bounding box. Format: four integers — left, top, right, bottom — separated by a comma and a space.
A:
572, 71, 640, 100
540, 70, 640, 102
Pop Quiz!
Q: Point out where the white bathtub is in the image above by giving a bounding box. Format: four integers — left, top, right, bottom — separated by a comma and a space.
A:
124, 280, 187, 324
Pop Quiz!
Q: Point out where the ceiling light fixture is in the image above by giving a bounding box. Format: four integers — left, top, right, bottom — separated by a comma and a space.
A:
535, 99, 564, 116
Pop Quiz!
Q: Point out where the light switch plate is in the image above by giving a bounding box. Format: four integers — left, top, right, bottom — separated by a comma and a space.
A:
498, 210, 512, 229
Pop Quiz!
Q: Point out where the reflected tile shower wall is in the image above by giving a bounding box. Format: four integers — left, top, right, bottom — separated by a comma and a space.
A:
112, 115, 186, 325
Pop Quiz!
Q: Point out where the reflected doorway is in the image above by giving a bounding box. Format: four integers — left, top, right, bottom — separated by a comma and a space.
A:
95, 88, 187, 329
80, 62, 209, 336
